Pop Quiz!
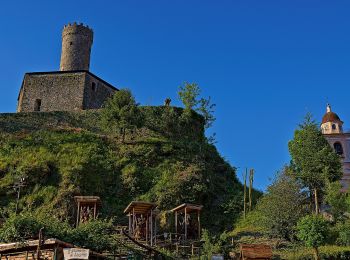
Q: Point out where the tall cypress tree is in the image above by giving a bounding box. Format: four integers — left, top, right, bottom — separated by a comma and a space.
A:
288, 113, 342, 214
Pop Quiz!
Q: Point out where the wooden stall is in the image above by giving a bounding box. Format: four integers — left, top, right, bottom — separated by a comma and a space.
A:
123, 201, 158, 246
0, 239, 105, 260
74, 196, 101, 227
171, 203, 203, 241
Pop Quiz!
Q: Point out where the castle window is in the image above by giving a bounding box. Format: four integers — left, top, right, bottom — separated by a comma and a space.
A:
34, 99, 42, 112
332, 124, 337, 130
334, 142, 343, 155
92, 82, 97, 92
70, 42, 73, 45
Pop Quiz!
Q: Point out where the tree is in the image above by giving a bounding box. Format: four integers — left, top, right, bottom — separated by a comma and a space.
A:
324, 181, 347, 222
178, 82, 201, 112
297, 215, 329, 260
257, 167, 307, 241
198, 96, 216, 129
288, 113, 342, 214
178, 82, 216, 129
101, 89, 143, 142
336, 220, 350, 246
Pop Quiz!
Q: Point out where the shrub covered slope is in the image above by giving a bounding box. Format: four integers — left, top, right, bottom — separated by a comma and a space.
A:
0, 107, 244, 233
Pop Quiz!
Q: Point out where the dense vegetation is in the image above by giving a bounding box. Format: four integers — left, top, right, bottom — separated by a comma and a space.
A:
3, 87, 348, 259
0, 106, 245, 238
229, 114, 350, 260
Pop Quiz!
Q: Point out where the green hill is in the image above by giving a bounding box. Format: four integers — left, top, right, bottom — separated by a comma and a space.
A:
0, 107, 247, 233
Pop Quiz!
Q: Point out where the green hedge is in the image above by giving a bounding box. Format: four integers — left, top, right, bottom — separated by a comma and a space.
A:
276, 246, 350, 259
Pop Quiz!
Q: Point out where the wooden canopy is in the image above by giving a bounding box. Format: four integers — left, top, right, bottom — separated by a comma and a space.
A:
124, 201, 157, 215
170, 203, 203, 213
171, 203, 203, 240
124, 201, 158, 246
74, 196, 102, 206
74, 196, 101, 227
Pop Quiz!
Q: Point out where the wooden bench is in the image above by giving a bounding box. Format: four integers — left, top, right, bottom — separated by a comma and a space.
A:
239, 244, 272, 260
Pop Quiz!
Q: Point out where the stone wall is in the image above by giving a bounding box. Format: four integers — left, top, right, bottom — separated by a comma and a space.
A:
17, 72, 86, 112
17, 71, 117, 112
83, 73, 116, 109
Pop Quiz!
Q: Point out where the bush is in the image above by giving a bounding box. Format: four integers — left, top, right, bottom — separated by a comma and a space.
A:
277, 245, 350, 259
0, 213, 114, 253
297, 215, 330, 259
336, 220, 350, 246
0, 212, 69, 242
68, 219, 115, 252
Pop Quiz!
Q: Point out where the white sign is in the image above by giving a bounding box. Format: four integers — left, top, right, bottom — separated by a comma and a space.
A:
211, 255, 224, 260
63, 248, 90, 260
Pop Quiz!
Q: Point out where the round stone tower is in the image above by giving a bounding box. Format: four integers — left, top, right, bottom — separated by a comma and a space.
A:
59, 22, 93, 71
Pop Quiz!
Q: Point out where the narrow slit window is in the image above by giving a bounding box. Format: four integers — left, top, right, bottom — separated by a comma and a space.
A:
34, 99, 42, 112
92, 82, 97, 92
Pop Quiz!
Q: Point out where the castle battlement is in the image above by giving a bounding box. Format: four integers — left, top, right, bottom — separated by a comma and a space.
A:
62, 22, 93, 38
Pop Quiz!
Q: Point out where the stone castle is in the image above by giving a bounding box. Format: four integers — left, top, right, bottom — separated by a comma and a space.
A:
17, 23, 118, 112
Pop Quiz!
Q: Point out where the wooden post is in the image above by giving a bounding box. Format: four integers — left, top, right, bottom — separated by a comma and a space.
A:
76, 201, 80, 227
53, 246, 58, 260
132, 207, 136, 235
146, 216, 149, 243
175, 211, 178, 234
191, 244, 194, 256
315, 188, 319, 215
154, 214, 157, 245
128, 214, 132, 235
94, 202, 97, 219
249, 169, 254, 212
197, 210, 201, 239
243, 168, 247, 219
184, 207, 187, 240
150, 209, 153, 246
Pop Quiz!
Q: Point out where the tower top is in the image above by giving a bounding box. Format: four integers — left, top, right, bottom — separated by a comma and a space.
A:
62, 22, 94, 39
60, 22, 93, 71
321, 103, 343, 134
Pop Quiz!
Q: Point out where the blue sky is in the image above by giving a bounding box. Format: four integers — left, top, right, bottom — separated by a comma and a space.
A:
1, 1, 350, 191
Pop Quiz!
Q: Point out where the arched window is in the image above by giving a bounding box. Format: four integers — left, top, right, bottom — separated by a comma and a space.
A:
334, 142, 343, 155
332, 124, 337, 130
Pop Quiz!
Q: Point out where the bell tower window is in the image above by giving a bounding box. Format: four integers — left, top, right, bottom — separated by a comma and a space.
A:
34, 99, 42, 112
334, 142, 343, 155
332, 124, 337, 130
